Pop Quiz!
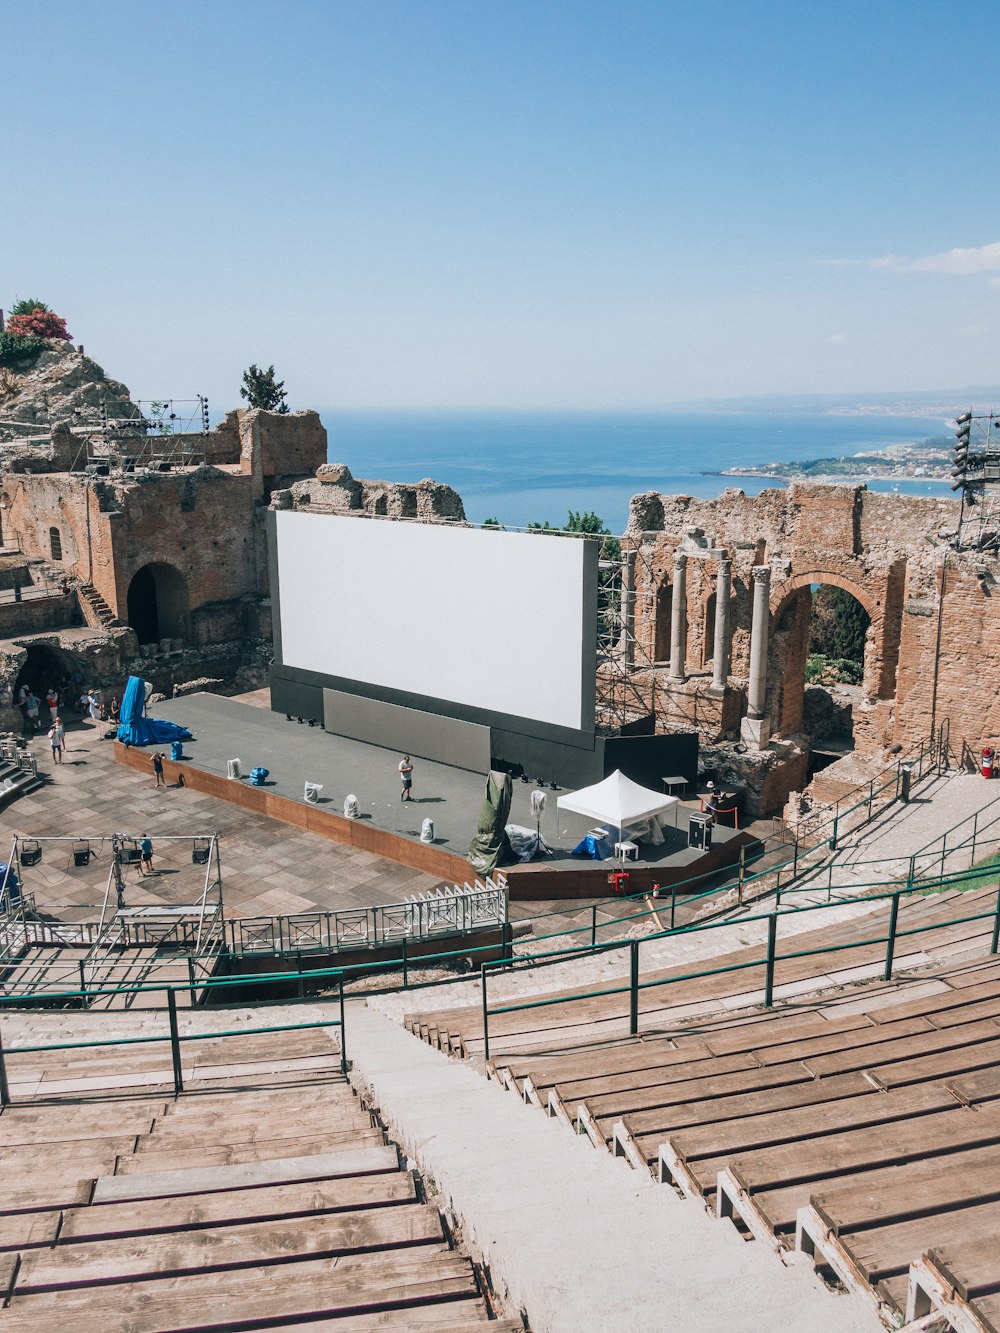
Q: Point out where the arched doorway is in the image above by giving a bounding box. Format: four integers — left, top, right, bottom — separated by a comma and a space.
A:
770, 574, 880, 766
49, 527, 62, 561
13, 644, 88, 706
126, 563, 189, 645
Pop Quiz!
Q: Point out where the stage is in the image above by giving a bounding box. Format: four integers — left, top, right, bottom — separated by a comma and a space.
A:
114, 694, 759, 900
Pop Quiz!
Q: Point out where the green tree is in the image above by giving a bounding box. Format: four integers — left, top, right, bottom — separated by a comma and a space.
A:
240, 364, 289, 413
809, 586, 870, 665
8, 298, 50, 318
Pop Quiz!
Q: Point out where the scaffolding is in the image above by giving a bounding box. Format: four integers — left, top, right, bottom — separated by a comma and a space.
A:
594, 538, 659, 734
954, 411, 1000, 553
69, 396, 212, 474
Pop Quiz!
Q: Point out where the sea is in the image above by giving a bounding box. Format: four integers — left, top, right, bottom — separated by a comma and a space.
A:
320, 410, 954, 534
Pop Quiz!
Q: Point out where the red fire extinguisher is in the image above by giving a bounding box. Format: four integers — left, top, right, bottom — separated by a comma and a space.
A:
608, 869, 631, 896
983, 747, 995, 779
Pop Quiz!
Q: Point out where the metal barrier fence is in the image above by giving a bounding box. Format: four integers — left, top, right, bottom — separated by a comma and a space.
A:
476, 859, 1000, 1061
0, 967, 348, 1108
226, 879, 508, 955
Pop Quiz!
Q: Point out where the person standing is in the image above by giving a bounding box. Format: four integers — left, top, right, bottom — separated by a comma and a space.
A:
139, 835, 154, 876
398, 754, 414, 801
48, 717, 65, 764
45, 687, 59, 723
25, 693, 40, 732
152, 751, 165, 788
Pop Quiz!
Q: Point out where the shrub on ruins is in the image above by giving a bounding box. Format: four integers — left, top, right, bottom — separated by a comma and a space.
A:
240, 364, 289, 413
809, 586, 869, 664
805, 653, 864, 687
0, 331, 45, 368
5, 299, 72, 342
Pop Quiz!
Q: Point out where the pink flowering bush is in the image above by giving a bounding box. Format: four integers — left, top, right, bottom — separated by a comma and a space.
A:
6, 307, 72, 341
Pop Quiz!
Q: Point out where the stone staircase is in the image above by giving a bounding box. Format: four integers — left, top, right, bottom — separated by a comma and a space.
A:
75, 580, 122, 630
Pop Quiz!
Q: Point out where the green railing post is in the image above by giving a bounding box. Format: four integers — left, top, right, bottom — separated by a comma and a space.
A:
0, 1028, 10, 1107
764, 912, 777, 1008
591, 904, 597, 950
830, 809, 839, 851
991, 884, 1000, 958
166, 989, 183, 1094
941, 832, 947, 878
480, 964, 490, 1063
78, 960, 88, 1009
792, 839, 799, 880
339, 975, 348, 1075
883, 890, 901, 982
502, 921, 513, 966
670, 883, 676, 930
402, 937, 409, 988
296, 951, 304, 1001
629, 940, 639, 1036
907, 855, 915, 890
972, 812, 978, 865
868, 780, 874, 820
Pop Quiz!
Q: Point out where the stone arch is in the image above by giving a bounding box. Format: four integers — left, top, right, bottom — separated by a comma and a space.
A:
13, 643, 88, 707
767, 568, 891, 749
771, 569, 878, 624
126, 562, 189, 646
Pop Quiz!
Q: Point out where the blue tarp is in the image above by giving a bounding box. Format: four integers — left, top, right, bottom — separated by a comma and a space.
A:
116, 676, 192, 747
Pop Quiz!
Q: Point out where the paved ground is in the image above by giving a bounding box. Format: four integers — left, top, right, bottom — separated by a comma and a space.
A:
2, 708, 446, 922
348, 1003, 881, 1333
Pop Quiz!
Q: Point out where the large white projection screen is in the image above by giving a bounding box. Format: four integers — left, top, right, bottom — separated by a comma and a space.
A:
276, 512, 596, 732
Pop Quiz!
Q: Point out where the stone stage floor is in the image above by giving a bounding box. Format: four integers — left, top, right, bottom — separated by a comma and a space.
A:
6, 692, 688, 938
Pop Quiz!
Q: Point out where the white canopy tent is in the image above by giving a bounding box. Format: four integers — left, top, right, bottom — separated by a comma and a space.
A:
557, 769, 678, 841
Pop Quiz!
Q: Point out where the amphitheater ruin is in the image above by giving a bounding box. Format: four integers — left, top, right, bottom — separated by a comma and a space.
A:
1, 338, 999, 1331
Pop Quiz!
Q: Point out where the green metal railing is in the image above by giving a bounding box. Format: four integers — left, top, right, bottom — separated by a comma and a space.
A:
0, 966, 348, 1108
476, 859, 1000, 1061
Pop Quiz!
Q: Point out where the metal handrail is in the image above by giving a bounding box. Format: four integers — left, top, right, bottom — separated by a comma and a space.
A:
0, 972, 348, 1107
477, 862, 1000, 1060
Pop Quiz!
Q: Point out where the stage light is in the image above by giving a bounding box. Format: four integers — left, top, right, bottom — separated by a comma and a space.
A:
20, 840, 42, 866
72, 841, 91, 867
285, 714, 292, 722
297, 716, 304, 724
550, 780, 559, 790
192, 838, 211, 865
520, 774, 530, 783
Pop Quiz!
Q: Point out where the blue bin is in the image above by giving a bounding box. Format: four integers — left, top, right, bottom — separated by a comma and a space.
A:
0, 863, 22, 910
170, 740, 184, 761
249, 766, 269, 787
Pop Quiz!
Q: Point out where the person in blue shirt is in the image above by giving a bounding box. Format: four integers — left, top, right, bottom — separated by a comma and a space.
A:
139, 836, 154, 876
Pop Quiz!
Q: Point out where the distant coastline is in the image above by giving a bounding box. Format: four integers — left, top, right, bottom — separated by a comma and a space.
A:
712, 437, 952, 487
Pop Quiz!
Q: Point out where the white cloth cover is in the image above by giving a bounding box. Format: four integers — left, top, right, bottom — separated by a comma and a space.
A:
344, 794, 359, 818
557, 770, 677, 830
626, 814, 666, 845
505, 823, 553, 862
530, 789, 547, 818
304, 782, 323, 803
227, 758, 243, 780
420, 818, 434, 843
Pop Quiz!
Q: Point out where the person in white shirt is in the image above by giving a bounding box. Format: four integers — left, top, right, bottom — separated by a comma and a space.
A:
398, 755, 413, 802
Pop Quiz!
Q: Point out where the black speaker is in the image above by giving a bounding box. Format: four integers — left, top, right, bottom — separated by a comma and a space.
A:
73, 842, 91, 867
118, 844, 142, 865
192, 839, 211, 865
688, 813, 712, 851
20, 840, 41, 867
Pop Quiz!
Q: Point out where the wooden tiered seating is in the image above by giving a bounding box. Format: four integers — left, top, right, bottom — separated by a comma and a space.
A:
0, 1020, 520, 1331
473, 942, 1000, 1328
406, 882, 1000, 1059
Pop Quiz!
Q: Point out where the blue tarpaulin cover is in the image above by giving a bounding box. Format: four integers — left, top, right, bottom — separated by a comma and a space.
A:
116, 676, 192, 747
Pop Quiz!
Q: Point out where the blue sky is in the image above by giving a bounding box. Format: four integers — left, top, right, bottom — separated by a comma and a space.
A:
5, 1, 999, 409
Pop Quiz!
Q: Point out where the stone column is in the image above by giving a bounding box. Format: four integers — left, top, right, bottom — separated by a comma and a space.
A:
741, 564, 772, 749
711, 555, 732, 691
668, 552, 687, 680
